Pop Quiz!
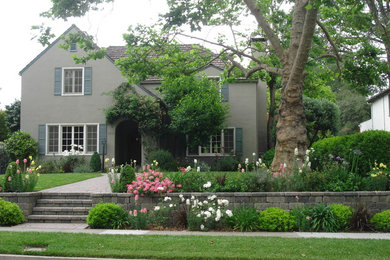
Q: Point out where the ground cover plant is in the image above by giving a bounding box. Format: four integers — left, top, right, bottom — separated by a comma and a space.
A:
0, 173, 101, 191
0, 232, 389, 259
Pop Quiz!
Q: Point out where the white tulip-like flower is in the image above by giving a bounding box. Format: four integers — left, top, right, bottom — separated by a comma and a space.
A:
200, 224, 205, 230
197, 166, 200, 172
215, 209, 222, 222
203, 181, 211, 188
154, 206, 160, 211
283, 163, 287, 168
252, 152, 256, 156
194, 159, 197, 164
169, 204, 173, 208
245, 158, 249, 164
258, 158, 262, 164
186, 199, 190, 205
294, 148, 299, 156
185, 166, 191, 172
164, 196, 172, 202
111, 158, 115, 164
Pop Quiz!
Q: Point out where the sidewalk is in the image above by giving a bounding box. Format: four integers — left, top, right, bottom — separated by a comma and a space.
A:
1, 223, 390, 240
41, 174, 111, 193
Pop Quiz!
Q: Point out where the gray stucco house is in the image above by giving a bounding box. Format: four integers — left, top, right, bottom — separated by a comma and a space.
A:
20, 25, 267, 165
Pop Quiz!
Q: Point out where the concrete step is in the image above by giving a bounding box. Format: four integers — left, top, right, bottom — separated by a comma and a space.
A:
36, 199, 92, 207
40, 192, 92, 200
27, 214, 88, 223
32, 207, 91, 215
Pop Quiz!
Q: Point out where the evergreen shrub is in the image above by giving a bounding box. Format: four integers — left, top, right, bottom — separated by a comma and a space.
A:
147, 150, 177, 171
370, 210, 390, 232
89, 152, 101, 172
119, 164, 136, 193
0, 198, 25, 226
4, 131, 37, 161
212, 156, 239, 171
87, 202, 129, 229
258, 207, 295, 231
329, 204, 353, 231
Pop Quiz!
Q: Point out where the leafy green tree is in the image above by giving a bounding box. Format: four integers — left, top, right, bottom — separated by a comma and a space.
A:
0, 110, 9, 141
5, 100, 21, 133
304, 96, 340, 145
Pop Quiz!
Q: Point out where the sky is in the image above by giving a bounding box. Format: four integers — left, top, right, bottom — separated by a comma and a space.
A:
0, 0, 257, 109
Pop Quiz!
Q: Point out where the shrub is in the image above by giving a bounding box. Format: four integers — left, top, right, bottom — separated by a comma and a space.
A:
127, 169, 179, 195
147, 150, 177, 171
311, 130, 390, 175
89, 152, 101, 172
0, 198, 25, 226
226, 205, 259, 231
370, 210, 390, 232
329, 204, 353, 231
38, 159, 62, 173
119, 164, 136, 193
59, 155, 85, 173
212, 156, 239, 171
73, 164, 93, 173
258, 207, 295, 231
87, 202, 129, 229
4, 131, 38, 161
3, 160, 40, 192
262, 148, 275, 168
0, 142, 9, 175
310, 204, 338, 232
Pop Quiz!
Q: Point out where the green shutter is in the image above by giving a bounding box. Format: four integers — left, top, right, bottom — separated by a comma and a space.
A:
38, 124, 46, 155
221, 83, 229, 102
54, 67, 62, 96
99, 124, 107, 154
84, 67, 92, 95
235, 127, 243, 156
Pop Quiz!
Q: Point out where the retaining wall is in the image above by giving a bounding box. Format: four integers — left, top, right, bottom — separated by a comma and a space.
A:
2, 191, 390, 218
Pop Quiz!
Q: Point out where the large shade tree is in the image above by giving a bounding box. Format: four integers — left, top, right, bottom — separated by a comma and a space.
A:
42, 0, 373, 172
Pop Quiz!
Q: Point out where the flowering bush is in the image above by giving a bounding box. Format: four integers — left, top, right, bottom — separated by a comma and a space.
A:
3, 157, 40, 192
127, 167, 180, 196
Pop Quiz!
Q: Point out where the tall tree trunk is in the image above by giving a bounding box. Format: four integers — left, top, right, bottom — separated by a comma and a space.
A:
267, 73, 277, 150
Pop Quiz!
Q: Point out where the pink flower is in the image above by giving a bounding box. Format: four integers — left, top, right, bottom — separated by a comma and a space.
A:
28, 168, 32, 174
238, 164, 241, 169
17, 170, 20, 174
280, 163, 283, 169
8, 176, 11, 181
241, 169, 245, 173
135, 194, 139, 201
16, 159, 19, 164
129, 210, 133, 215
295, 195, 299, 200
9, 165, 12, 168
133, 210, 138, 217
176, 184, 182, 188
140, 208, 147, 213
111, 179, 115, 184
23, 159, 27, 163
306, 216, 311, 220
273, 172, 279, 177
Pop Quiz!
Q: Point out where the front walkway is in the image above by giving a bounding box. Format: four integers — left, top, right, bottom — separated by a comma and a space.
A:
41, 174, 111, 193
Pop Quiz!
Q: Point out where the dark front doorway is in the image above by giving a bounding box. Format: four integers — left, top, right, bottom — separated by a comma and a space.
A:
115, 120, 141, 165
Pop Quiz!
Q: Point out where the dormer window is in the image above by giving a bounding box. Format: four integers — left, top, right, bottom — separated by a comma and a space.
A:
63, 68, 83, 94
70, 43, 77, 52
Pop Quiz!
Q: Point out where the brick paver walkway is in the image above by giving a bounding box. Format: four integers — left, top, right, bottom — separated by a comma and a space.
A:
41, 174, 111, 193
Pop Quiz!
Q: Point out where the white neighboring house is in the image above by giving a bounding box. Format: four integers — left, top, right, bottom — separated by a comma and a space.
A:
360, 88, 390, 132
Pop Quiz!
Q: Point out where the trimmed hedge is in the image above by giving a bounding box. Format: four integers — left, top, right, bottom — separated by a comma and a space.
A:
0, 198, 25, 226
311, 130, 390, 175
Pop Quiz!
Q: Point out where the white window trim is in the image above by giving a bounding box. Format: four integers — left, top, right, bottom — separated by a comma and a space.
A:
186, 127, 236, 157
61, 67, 84, 96
45, 123, 99, 156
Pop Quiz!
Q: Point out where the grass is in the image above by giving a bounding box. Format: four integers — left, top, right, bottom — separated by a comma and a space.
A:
0, 173, 102, 191
0, 232, 389, 259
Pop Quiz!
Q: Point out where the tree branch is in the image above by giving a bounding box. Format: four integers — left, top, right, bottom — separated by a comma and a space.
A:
243, 0, 285, 61
316, 20, 342, 61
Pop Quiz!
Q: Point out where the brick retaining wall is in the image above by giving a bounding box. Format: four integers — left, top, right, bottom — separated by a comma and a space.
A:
2, 191, 390, 218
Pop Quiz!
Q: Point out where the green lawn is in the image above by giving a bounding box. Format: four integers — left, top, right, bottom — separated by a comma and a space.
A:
0, 173, 102, 191
0, 232, 389, 259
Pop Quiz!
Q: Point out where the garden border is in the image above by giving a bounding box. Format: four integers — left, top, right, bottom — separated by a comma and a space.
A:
1, 191, 390, 218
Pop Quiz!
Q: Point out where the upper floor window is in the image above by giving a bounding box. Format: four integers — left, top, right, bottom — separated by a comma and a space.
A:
63, 68, 83, 94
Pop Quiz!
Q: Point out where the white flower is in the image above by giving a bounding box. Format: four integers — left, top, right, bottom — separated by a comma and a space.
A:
204, 211, 211, 218
194, 159, 197, 164
258, 158, 262, 164
133, 160, 137, 163
197, 213, 201, 217
226, 210, 233, 217
111, 158, 115, 164
305, 156, 310, 162
164, 196, 172, 202
154, 206, 160, 211
62, 150, 69, 156
245, 158, 249, 164
169, 204, 173, 208
157, 187, 164, 191
185, 166, 191, 172
308, 162, 311, 168
191, 196, 195, 200
197, 166, 200, 172
217, 199, 223, 205
256, 161, 260, 167
203, 200, 208, 204
306, 149, 311, 155
222, 199, 229, 206
208, 207, 215, 213
215, 209, 222, 222
203, 181, 211, 188
200, 224, 205, 230
252, 152, 256, 156
208, 195, 216, 201
294, 148, 298, 156
198, 202, 203, 206
186, 199, 190, 205
283, 163, 287, 168
179, 194, 185, 202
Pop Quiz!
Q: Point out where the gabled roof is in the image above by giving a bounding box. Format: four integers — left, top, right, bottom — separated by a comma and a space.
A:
19, 24, 115, 76
105, 44, 226, 70
366, 88, 390, 103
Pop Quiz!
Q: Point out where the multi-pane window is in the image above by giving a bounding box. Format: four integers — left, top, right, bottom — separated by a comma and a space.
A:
46, 124, 98, 154
188, 128, 235, 156
63, 68, 83, 94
